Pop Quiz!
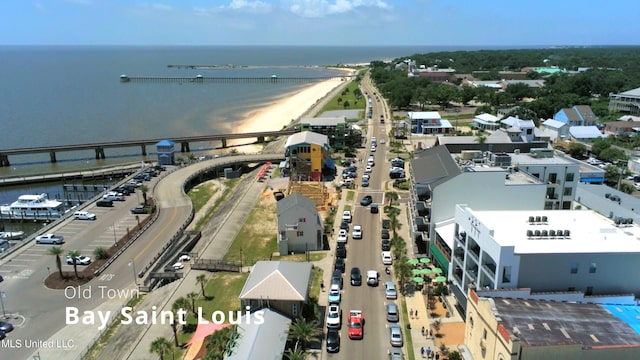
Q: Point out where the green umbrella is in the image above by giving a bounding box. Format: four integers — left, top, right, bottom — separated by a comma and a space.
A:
407, 258, 419, 265
413, 277, 424, 283
419, 257, 431, 264
419, 268, 432, 275
431, 267, 443, 274
412, 269, 422, 276
434, 276, 447, 283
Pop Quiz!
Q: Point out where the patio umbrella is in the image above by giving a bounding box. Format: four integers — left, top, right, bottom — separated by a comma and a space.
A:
412, 269, 422, 276
434, 276, 447, 283
419, 257, 431, 264
431, 267, 443, 274
407, 258, 419, 265
419, 268, 432, 275
413, 277, 425, 283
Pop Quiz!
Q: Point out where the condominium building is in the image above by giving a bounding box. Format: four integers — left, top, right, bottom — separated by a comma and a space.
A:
609, 87, 640, 116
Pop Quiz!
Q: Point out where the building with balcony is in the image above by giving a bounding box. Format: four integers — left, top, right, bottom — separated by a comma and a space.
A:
609, 87, 640, 116
450, 206, 640, 315
406, 111, 453, 134
464, 289, 640, 360
472, 113, 501, 131
283, 131, 332, 181
408, 146, 545, 273
500, 117, 536, 142
297, 116, 356, 150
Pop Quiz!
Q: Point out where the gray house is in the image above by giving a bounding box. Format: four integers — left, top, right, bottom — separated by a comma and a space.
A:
224, 309, 291, 360
277, 192, 323, 255
239, 261, 312, 319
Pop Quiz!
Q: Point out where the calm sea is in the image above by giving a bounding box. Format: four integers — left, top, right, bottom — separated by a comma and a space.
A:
0, 45, 524, 209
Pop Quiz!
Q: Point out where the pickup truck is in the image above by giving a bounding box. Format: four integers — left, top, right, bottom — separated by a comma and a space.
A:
35, 233, 64, 244
348, 310, 365, 339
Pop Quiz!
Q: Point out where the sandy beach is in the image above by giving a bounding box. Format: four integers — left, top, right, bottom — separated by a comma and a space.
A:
225, 69, 355, 152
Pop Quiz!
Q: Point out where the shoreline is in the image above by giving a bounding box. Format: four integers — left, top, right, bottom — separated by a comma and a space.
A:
226, 68, 356, 153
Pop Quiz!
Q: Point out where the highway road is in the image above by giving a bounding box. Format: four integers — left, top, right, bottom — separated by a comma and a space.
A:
327, 74, 408, 359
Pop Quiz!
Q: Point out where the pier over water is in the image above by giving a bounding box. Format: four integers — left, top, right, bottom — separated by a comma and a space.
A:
119, 74, 352, 84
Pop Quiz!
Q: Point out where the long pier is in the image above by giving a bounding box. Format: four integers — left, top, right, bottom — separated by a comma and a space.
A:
0, 129, 296, 167
119, 74, 352, 84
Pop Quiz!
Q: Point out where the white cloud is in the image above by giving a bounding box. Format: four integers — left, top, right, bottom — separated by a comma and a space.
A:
286, 0, 390, 18
226, 0, 272, 11
150, 3, 173, 11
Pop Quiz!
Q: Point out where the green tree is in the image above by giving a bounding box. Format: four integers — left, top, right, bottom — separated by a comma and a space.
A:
186, 292, 199, 314
284, 347, 306, 360
343, 100, 350, 108
289, 318, 321, 350
459, 85, 476, 105
67, 249, 81, 279
149, 337, 173, 360
590, 137, 611, 157
170, 297, 189, 347
138, 184, 149, 205
203, 326, 237, 360
505, 82, 534, 101
384, 191, 399, 206
448, 351, 463, 360
93, 246, 109, 260
48, 246, 64, 279
386, 206, 402, 239
432, 84, 459, 109
568, 142, 587, 158
197, 274, 208, 297
599, 147, 627, 163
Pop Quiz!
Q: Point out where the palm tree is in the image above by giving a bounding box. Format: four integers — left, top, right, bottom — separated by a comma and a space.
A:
149, 336, 172, 360
170, 297, 189, 347
284, 346, 306, 360
138, 184, 149, 205
476, 135, 487, 144
186, 292, 199, 314
395, 258, 412, 291
387, 206, 402, 239
67, 249, 81, 278
289, 318, 321, 350
48, 246, 64, 279
385, 191, 399, 206
196, 274, 207, 297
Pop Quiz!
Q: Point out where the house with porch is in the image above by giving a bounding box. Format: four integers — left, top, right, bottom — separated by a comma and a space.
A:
406, 111, 453, 134
276, 192, 323, 254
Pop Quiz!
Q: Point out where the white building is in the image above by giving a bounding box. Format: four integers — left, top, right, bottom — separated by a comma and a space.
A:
609, 87, 640, 116
472, 113, 501, 131
450, 206, 640, 314
406, 111, 453, 134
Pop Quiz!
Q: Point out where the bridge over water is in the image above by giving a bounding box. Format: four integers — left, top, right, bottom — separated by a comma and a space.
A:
119, 74, 353, 84
0, 129, 296, 167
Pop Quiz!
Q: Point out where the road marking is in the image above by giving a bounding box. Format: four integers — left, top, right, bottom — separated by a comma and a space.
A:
100, 273, 115, 281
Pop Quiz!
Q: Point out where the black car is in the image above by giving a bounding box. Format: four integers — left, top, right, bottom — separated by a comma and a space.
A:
336, 246, 347, 259
0, 329, 5, 340
350, 267, 362, 286
381, 229, 390, 240
114, 186, 131, 195
360, 195, 373, 206
96, 199, 114, 207
381, 239, 391, 251
131, 205, 149, 214
335, 258, 346, 273
331, 269, 343, 289
0, 321, 14, 333
340, 220, 349, 231
370, 203, 379, 213
382, 219, 390, 230
326, 328, 340, 353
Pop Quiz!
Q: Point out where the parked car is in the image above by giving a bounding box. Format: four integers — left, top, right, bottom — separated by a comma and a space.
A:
381, 229, 390, 240
328, 284, 342, 304
131, 205, 149, 214
381, 239, 391, 251
352, 225, 362, 239
334, 258, 345, 273
350, 267, 362, 286
35, 233, 64, 245
386, 303, 399, 322
370, 203, 379, 213
389, 348, 404, 360
382, 251, 393, 265
360, 195, 373, 206
385, 281, 398, 300
337, 229, 348, 243
66, 255, 91, 265
74, 211, 96, 220
331, 269, 343, 289
336, 245, 347, 259
389, 325, 403, 347
361, 178, 370, 187
0, 321, 14, 333
96, 199, 114, 207
382, 219, 390, 230
326, 328, 341, 353
340, 220, 349, 231
342, 210, 352, 223
326, 304, 342, 329
389, 167, 405, 179
102, 191, 125, 201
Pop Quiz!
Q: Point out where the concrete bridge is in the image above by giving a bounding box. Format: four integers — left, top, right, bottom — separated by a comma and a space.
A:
0, 129, 296, 167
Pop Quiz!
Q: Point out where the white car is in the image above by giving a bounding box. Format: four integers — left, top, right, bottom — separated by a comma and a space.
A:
352, 225, 362, 239
326, 304, 342, 328
337, 229, 348, 243
172, 262, 185, 270
367, 270, 379, 286
35, 233, 64, 244
381, 251, 393, 265
371, 146, 376, 152
380, 139, 386, 144
342, 210, 352, 223
364, 166, 372, 174
179, 254, 191, 262
66, 255, 91, 265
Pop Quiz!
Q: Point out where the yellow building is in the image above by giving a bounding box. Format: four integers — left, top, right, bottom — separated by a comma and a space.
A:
284, 131, 332, 181
464, 289, 640, 360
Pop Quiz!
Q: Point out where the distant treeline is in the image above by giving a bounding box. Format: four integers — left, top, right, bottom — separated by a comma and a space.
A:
370, 47, 640, 121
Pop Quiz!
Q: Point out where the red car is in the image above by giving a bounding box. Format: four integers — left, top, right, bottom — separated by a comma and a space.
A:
348, 310, 364, 339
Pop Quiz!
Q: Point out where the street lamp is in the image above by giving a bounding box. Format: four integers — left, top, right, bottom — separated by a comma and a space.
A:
129, 259, 138, 286
0, 291, 7, 318
113, 223, 118, 247
239, 248, 243, 267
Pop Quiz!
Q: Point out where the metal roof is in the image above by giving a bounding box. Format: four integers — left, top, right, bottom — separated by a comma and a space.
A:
284, 131, 328, 148
224, 309, 291, 360
410, 145, 460, 186
569, 126, 602, 139
239, 261, 312, 301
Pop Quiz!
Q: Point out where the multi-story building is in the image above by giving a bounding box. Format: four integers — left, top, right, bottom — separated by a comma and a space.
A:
465, 289, 640, 360
609, 87, 640, 116
406, 111, 453, 134
297, 116, 354, 150
283, 131, 332, 181
603, 121, 640, 136
408, 146, 546, 272
500, 117, 536, 142
450, 206, 640, 314
554, 105, 598, 126
276, 192, 323, 255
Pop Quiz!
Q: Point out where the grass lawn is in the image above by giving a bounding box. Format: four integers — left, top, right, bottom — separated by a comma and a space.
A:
187, 181, 218, 213
346, 190, 355, 201
344, 204, 352, 211
178, 272, 249, 345
273, 252, 326, 263
319, 80, 365, 113
400, 297, 416, 360
223, 197, 278, 265
194, 178, 239, 231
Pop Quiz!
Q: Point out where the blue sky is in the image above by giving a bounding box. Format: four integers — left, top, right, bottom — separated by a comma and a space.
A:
1, 0, 639, 46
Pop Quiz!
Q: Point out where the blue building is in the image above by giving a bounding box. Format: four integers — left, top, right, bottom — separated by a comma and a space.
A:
554, 105, 598, 126
155, 140, 176, 165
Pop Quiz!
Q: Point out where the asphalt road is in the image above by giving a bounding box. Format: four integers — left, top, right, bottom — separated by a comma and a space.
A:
327, 75, 406, 359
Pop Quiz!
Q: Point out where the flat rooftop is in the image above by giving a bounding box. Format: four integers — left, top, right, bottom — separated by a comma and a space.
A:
510, 152, 576, 166
491, 297, 640, 347
464, 208, 640, 254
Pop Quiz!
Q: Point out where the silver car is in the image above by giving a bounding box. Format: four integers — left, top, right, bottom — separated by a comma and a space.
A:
389, 325, 403, 347
386, 303, 399, 322
384, 281, 397, 299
